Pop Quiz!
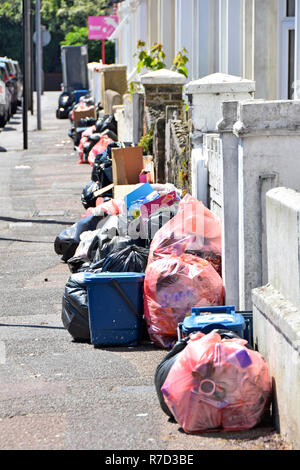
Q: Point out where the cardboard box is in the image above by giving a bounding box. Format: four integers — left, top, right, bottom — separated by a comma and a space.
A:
73, 106, 96, 127
111, 147, 144, 185
140, 191, 178, 219
123, 183, 154, 209
113, 184, 142, 201
113, 183, 155, 209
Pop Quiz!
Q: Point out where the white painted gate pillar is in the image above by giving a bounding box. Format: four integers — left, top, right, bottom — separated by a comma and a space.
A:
233, 99, 300, 309
217, 101, 240, 308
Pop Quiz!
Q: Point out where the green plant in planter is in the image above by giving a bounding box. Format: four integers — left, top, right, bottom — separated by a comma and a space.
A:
138, 124, 154, 155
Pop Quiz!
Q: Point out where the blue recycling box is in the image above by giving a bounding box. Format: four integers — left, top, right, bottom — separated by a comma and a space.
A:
73, 89, 89, 104
178, 306, 246, 340
84, 272, 145, 347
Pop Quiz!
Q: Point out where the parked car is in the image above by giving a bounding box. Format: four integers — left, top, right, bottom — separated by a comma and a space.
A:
0, 63, 11, 128
0, 57, 18, 114
11, 59, 23, 105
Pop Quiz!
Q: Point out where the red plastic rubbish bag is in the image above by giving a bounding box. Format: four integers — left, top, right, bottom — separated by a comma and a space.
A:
78, 125, 96, 163
144, 253, 224, 349
148, 194, 222, 276
88, 135, 114, 166
86, 198, 123, 217
161, 331, 271, 433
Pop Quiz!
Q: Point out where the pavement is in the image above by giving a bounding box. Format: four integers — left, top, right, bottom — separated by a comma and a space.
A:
0, 92, 293, 452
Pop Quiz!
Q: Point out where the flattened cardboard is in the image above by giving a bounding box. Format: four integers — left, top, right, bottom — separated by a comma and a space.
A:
112, 146, 144, 185
93, 183, 114, 198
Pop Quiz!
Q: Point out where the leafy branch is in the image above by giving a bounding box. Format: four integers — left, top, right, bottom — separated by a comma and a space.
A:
134, 41, 166, 73
171, 47, 189, 78
129, 41, 189, 93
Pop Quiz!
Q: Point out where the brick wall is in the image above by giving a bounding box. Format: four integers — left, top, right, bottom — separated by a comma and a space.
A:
153, 116, 166, 183
166, 119, 191, 194
144, 84, 184, 111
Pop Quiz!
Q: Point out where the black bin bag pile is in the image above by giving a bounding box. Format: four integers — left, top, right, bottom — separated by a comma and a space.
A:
55, 193, 181, 342
55, 108, 182, 344
56, 207, 150, 342
54, 214, 102, 262
81, 141, 134, 205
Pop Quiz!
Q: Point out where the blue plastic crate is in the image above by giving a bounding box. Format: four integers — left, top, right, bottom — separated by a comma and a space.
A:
73, 89, 89, 104
236, 311, 253, 347
178, 305, 246, 341
84, 272, 145, 347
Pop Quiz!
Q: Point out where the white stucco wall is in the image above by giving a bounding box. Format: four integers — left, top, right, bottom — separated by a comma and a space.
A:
252, 187, 300, 449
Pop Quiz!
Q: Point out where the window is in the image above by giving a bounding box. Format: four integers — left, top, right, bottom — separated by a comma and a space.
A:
287, 0, 295, 17
288, 29, 295, 99
278, 0, 295, 99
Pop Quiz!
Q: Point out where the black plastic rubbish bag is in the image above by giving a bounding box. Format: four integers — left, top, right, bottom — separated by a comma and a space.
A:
91, 142, 120, 183
68, 235, 141, 273
142, 204, 179, 245
87, 233, 111, 268
81, 181, 113, 209
67, 256, 91, 273
154, 337, 189, 418
82, 134, 101, 162
100, 235, 136, 259
61, 273, 90, 342
91, 141, 134, 182
91, 160, 113, 190
154, 329, 253, 419
81, 181, 99, 209
99, 129, 118, 142
89, 235, 136, 269
77, 117, 97, 128
95, 115, 110, 133
54, 215, 101, 262
86, 215, 120, 263
87, 133, 101, 144
100, 245, 149, 273
96, 114, 118, 135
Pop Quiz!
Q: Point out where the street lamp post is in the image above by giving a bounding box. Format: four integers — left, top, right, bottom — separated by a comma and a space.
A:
22, 0, 31, 150
35, 0, 42, 130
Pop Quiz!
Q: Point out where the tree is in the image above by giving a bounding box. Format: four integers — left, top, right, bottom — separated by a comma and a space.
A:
0, 1, 22, 20
61, 26, 115, 64
0, 1, 22, 64
41, 0, 107, 33
0, 0, 110, 72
